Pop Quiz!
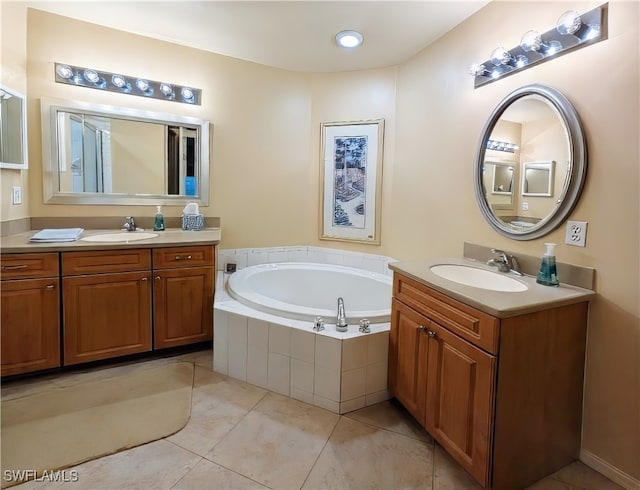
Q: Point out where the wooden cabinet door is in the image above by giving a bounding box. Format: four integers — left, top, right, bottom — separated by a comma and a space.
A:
153, 267, 213, 349
425, 320, 496, 487
1, 278, 61, 375
63, 271, 152, 365
389, 299, 430, 425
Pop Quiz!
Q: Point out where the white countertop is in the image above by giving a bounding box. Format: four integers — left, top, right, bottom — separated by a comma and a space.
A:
389, 257, 595, 318
0, 227, 221, 253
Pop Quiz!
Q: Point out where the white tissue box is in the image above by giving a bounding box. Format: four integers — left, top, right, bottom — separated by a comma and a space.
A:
182, 214, 204, 231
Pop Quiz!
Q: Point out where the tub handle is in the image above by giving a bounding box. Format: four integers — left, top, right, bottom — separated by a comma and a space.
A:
313, 316, 325, 332
359, 319, 371, 334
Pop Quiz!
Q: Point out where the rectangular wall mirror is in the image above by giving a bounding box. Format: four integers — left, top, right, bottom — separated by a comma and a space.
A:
41, 97, 210, 205
0, 85, 28, 169
522, 160, 555, 197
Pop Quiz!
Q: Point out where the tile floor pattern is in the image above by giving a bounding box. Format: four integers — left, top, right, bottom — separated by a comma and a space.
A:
4, 349, 624, 490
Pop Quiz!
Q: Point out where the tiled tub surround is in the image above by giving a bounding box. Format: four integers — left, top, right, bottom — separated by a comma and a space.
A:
214, 246, 395, 414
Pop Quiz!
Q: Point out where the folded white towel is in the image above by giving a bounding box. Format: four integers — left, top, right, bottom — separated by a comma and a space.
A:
30, 228, 84, 242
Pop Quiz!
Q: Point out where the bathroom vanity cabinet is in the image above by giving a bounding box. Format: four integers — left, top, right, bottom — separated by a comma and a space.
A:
152, 246, 214, 349
0, 253, 61, 376
0, 243, 216, 375
389, 272, 589, 490
62, 249, 153, 365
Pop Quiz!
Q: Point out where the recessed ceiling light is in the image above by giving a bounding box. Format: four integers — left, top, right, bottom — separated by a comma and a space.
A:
335, 30, 363, 49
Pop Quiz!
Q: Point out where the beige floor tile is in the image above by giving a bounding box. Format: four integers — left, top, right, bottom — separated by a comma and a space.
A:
525, 478, 574, 489
168, 367, 267, 456
433, 444, 482, 490
207, 392, 339, 489
303, 416, 434, 490
176, 349, 214, 371
547, 461, 625, 490
344, 399, 433, 443
172, 458, 269, 490
13, 440, 200, 490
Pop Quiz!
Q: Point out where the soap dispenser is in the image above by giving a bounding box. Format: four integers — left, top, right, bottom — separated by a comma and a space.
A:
153, 205, 165, 231
536, 242, 559, 286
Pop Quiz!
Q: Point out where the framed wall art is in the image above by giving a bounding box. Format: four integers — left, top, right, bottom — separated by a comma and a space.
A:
319, 119, 384, 244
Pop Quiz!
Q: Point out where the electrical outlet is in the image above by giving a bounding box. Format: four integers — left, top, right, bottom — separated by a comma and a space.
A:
521, 201, 529, 211
565, 220, 587, 247
12, 186, 22, 205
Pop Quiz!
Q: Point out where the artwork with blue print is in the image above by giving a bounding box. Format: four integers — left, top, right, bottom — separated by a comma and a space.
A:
332, 136, 367, 229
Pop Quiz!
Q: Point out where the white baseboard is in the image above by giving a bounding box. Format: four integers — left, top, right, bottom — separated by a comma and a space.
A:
580, 449, 640, 490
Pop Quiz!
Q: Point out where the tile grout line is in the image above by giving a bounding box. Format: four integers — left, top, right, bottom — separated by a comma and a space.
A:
298, 414, 342, 490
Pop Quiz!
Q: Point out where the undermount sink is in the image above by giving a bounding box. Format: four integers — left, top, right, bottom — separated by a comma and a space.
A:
430, 264, 528, 292
81, 232, 158, 243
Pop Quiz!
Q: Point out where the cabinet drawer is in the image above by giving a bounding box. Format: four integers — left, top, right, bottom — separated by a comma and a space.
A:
153, 246, 214, 269
394, 273, 499, 354
0, 253, 59, 280
62, 249, 151, 275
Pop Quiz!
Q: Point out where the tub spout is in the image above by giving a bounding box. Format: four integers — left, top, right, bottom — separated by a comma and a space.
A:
336, 297, 348, 332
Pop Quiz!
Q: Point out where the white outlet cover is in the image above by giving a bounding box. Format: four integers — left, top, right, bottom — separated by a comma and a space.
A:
565, 220, 587, 247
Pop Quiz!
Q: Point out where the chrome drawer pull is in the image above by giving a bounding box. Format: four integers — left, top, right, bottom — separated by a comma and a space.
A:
45, 284, 55, 289
174, 255, 192, 260
2, 264, 29, 270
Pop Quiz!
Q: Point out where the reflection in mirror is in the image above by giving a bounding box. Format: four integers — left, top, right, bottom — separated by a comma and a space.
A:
474, 84, 587, 240
522, 160, 555, 196
483, 158, 516, 211
41, 98, 209, 206
0, 85, 28, 169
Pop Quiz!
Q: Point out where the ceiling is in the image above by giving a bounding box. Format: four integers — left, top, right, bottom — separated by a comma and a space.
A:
23, 1, 490, 72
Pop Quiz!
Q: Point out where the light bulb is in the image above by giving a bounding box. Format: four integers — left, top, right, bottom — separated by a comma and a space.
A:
490, 47, 511, 66
181, 87, 194, 101
335, 30, 363, 48
83, 69, 100, 83
160, 83, 173, 96
546, 40, 563, 55
55, 64, 73, 79
520, 30, 543, 52
556, 10, 582, 35
111, 74, 127, 88
136, 79, 150, 92
468, 63, 486, 76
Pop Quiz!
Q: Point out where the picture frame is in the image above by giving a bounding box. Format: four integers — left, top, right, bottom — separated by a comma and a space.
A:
319, 119, 384, 244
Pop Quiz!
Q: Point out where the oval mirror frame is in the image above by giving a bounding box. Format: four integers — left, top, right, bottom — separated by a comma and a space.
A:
474, 84, 587, 240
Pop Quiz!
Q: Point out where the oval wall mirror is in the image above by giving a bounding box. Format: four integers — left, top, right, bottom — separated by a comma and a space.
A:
473, 84, 587, 240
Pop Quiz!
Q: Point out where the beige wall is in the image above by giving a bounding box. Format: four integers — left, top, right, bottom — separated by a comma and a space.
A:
0, 2, 29, 221
392, 0, 639, 481
1, 1, 638, 483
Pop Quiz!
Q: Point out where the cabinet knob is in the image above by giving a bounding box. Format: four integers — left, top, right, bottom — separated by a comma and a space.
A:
155, 276, 161, 280
45, 284, 55, 289
418, 325, 427, 332
175, 255, 192, 260
141, 277, 149, 282
427, 330, 438, 338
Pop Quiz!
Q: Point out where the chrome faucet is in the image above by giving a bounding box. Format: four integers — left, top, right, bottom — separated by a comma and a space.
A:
487, 248, 523, 275
123, 216, 137, 231
336, 297, 348, 332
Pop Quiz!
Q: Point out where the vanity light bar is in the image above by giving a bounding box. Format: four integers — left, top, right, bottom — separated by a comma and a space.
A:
486, 139, 519, 153
54, 63, 202, 105
469, 3, 607, 88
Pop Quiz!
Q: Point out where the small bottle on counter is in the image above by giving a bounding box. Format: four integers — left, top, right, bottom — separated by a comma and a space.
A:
153, 205, 165, 231
536, 242, 559, 286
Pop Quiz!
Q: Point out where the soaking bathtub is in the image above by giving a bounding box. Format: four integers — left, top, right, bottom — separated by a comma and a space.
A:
214, 261, 393, 413
226, 262, 392, 324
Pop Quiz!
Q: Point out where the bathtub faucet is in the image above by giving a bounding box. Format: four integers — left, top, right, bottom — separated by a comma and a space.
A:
336, 297, 348, 332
